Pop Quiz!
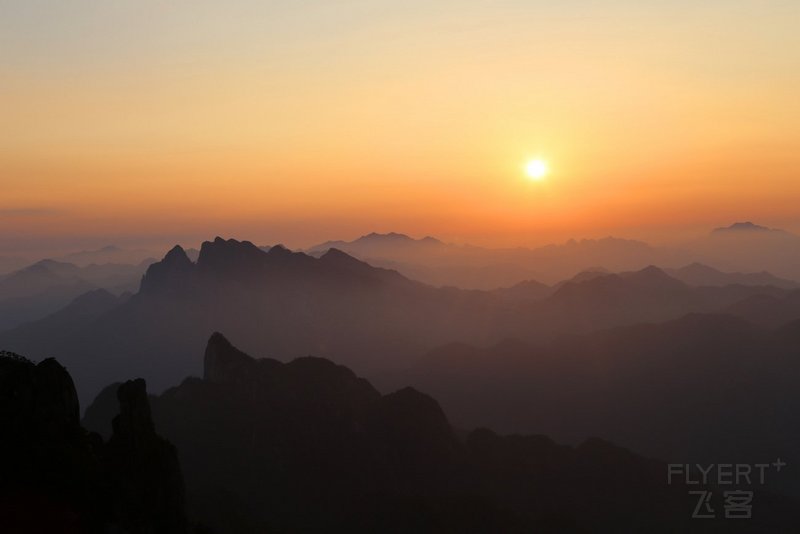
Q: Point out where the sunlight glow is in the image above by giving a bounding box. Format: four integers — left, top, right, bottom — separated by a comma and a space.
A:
525, 159, 549, 181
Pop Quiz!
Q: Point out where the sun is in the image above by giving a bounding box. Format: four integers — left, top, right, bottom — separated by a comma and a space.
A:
525, 159, 549, 180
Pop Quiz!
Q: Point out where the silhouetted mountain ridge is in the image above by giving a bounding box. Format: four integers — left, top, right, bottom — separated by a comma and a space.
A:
393, 311, 800, 498
712, 221, 788, 234
0, 256, 151, 331
2, 240, 795, 407
667, 262, 799, 288
77, 333, 800, 532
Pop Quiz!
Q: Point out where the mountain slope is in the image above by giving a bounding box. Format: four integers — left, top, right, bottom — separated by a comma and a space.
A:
686, 222, 800, 279
0, 258, 150, 330
666, 262, 798, 289
81, 333, 794, 533
392, 312, 800, 496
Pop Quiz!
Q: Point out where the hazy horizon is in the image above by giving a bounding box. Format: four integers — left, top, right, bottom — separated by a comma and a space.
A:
4, 1, 800, 256
3, 218, 800, 261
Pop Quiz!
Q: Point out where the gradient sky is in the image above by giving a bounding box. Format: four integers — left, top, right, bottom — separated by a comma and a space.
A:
2, 0, 799, 254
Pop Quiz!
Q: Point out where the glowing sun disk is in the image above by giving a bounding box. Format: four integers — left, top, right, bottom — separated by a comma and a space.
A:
526, 159, 549, 180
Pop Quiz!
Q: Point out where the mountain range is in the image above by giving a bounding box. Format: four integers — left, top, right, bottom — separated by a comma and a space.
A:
388, 312, 800, 496
79, 333, 798, 533
0, 259, 150, 330
59, 245, 158, 267
308, 232, 661, 288
4, 226, 800, 530
2, 236, 799, 407
307, 223, 800, 287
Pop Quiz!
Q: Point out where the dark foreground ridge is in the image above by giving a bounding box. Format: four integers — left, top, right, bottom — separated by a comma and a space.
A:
0, 351, 186, 534
76, 334, 800, 533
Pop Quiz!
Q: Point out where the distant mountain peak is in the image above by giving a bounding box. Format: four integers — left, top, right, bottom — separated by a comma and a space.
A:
367, 231, 408, 238
19, 259, 80, 276
624, 265, 685, 287
713, 221, 779, 234
320, 247, 359, 262
355, 232, 443, 246
666, 262, 799, 289
197, 237, 266, 270
266, 243, 290, 255
139, 244, 194, 294
636, 265, 669, 277
307, 232, 445, 258
163, 245, 191, 265
359, 232, 413, 243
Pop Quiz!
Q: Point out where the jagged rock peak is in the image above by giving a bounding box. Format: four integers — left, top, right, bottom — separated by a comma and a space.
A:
0, 354, 80, 435
139, 245, 195, 294
112, 378, 155, 439
197, 237, 267, 270
204, 332, 255, 382
164, 244, 191, 263
107, 378, 189, 533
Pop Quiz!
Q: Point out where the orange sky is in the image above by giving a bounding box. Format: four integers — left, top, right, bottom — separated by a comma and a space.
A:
2, 1, 800, 253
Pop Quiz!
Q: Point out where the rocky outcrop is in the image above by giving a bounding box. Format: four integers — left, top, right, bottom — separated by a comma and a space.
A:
139, 245, 194, 295
196, 237, 269, 275
106, 379, 187, 534
0, 352, 188, 533
203, 332, 258, 383
81, 380, 122, 439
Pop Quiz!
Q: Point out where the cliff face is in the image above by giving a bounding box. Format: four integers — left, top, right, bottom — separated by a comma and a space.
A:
0, 352, 187, 533
0, 352, 100, 532
106, 379, 188, 534
139, 245, 195, 295
80, 333, 462, 532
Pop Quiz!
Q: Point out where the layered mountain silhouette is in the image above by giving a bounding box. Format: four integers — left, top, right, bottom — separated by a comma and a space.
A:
689, 222, 800, 279
0, 351, 186, 533
0, 237, 794, 406
391, 312, 800, 497
308, 232, 661, 288
0, 238, 500, 404
80, 333, 798, 533
500, 265, 789, 335
726, 290, 800, 327
0, 258, 148, 330
666, 262, 799, 289
712, 221, 788, 234
59, 244, 157, 267
309, 225, 800, 285
0, 260, 95, 330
